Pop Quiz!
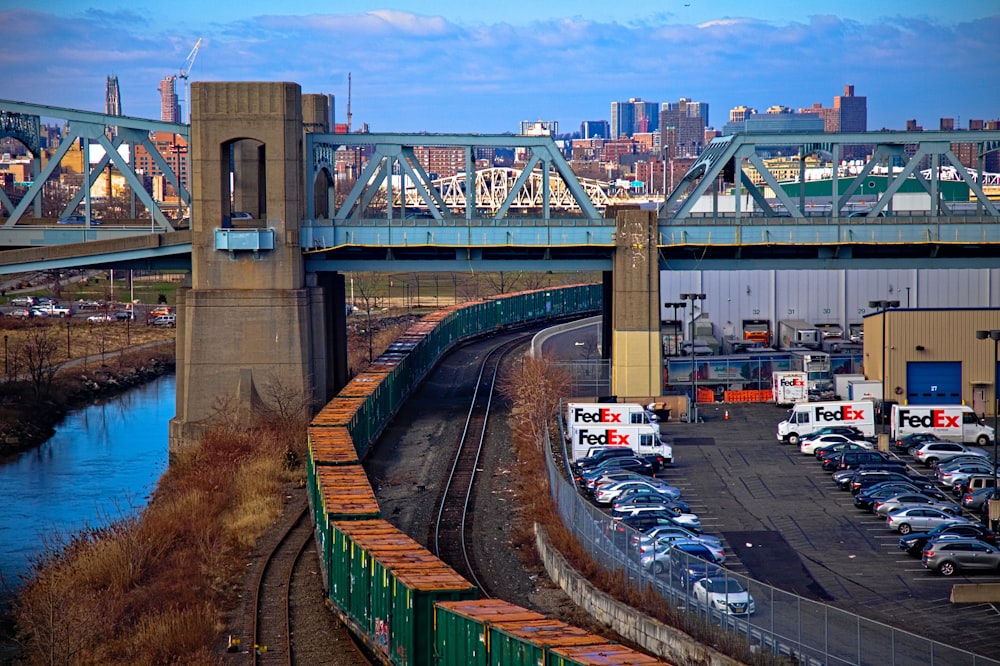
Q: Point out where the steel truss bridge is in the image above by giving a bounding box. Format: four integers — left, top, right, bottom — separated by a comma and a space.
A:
2, 97, 1000, 274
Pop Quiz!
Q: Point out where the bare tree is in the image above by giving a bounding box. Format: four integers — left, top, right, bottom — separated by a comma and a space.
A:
18, 329, 60, 397
352, 273, 384, 363
483, 271, 523, 295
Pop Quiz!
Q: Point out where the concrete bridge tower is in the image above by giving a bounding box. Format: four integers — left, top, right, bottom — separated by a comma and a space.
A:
169, 82, 345, 451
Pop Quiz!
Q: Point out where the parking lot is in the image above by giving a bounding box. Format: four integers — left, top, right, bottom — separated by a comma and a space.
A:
634, 402, 1000, 659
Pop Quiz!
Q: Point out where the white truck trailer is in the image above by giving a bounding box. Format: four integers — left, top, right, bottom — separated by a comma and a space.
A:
565, 402, 658, 428
566, 423, 673, 463
890, 404, 994, 446
776, 400, 877, 445
772, 371, 808, 406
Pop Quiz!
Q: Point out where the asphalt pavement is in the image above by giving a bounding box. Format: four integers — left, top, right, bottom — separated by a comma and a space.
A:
652, 402, 1000, 661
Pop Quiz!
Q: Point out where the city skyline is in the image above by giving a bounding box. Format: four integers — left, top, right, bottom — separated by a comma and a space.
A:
1, 3, 998, 134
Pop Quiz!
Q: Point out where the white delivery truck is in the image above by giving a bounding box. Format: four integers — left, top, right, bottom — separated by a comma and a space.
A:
834, 373, 866, 400
776, 400, 876, 445
772, 371, 808, 406
890, 404, 994, 446
566, 423, 673, 463
565, 402, 658, 428
848, 380, 883, 402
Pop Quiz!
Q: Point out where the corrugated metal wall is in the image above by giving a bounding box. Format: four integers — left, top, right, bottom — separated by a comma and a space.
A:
660, 268, 998, 335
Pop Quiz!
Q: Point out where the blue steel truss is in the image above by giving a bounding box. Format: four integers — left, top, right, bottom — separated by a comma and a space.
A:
663, 130, 1000, 221
0, 99, 189, 231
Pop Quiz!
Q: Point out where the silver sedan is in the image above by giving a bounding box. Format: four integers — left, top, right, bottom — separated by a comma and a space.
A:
885, 506, 971, 535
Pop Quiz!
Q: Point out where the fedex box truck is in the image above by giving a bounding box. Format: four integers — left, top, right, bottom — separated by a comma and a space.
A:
772, 371, 808, 406
566, 423, 673, 463
890, 404, 993, 446
565, 402, 658, 428
776, 400, 876, 445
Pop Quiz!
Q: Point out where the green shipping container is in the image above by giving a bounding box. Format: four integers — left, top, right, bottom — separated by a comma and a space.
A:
489, 619, 604, 666
550, 643, 668, 666
434, 600, 547, 666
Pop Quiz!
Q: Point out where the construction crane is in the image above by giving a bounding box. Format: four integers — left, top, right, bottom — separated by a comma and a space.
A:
178, 37, 203, 123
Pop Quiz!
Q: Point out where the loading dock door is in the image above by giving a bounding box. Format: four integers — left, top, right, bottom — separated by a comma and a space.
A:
906, 361, 961, 404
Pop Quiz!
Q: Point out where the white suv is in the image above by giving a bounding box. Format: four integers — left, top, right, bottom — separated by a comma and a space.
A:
150, 314, 176, 328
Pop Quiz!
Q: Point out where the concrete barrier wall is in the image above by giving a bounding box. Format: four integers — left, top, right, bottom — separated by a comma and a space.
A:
951, 583, 1000, 603
534, 524, 746, 666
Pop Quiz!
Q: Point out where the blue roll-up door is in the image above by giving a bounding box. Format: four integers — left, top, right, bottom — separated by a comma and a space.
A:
906, 361, 962, 404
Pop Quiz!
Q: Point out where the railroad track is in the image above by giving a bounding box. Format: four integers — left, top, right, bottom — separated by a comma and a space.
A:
432, 334, 528, 593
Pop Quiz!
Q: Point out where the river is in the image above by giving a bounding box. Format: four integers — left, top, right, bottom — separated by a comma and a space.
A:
0, 375, 174, 599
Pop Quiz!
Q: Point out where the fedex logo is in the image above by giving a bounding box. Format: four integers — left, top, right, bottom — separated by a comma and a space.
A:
572, 407, 623, 423
899, 409, 960, 429
576, 429, 631, 446
813, 405, 866, 422
780, 377, 804, 387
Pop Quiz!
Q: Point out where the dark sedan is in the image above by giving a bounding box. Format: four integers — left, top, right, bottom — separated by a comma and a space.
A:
893, 432, 946, 455
898, 523, 998, 556
854, 483, 948, 511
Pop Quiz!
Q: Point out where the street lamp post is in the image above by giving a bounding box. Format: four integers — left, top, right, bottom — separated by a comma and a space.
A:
680, 293, 706, 423
976, 329, 1000, 531
868, 299, 900, 429
664, 301, 686, 356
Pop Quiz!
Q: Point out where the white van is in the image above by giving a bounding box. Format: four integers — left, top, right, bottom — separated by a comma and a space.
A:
890, 404, 993, 446
776, 400, 876, 445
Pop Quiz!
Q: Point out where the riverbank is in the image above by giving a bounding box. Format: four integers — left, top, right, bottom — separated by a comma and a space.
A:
0, 342, 175, 460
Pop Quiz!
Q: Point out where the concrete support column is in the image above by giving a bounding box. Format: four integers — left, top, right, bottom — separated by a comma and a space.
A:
610, 210, 661, 399
169, 81, 330, 452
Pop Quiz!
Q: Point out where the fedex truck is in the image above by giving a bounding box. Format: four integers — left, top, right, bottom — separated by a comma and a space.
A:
772, 371, 808, 406
565, 402, 658, 428
776, 400, 876, 445
889, 404, 993, 446
566, 423, 673, 463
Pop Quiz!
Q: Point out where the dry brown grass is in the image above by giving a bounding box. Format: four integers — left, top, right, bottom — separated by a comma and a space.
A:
500, 355, 792, 666
9, 310, 417, 664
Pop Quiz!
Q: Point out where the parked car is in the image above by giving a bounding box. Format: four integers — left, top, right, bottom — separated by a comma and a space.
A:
231, 211, 254, 220
873, 493, 962, 518
960, 487, 995, 513
912, 441, 990, 467
814, 440, 874, 461
8, 308, 32, 318
86, 313, 115, 323
922, 538, 1000, 576
641, 539, 725, 573
114, 309, 135, 321
612, 505, 701, 531
150, 314, 176, 327
573, 447, 637, 473
632, 525, 723, 555
893, 432, 946, 455
846, 469, 936, 495
692, 577, 755, 615
936, 463, 995, 491
854, 482, 947, 511
898, 523, 998, 556
613, 484, 683, 505
798, 425, 867, 442
800, 433, 867, 455
838, 450, 904, 472
616, 513, 703, 536
885, 506, 971, 534
612, 492, 689, 514
953, 474, 998, 497
9, 295, 37, 307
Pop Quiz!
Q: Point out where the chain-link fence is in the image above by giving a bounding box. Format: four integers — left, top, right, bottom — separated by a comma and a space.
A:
544, 431, 1000, 666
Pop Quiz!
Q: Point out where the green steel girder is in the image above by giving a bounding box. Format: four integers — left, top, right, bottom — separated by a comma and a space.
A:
304, 133, 603, 223
664, 130, 1000, 222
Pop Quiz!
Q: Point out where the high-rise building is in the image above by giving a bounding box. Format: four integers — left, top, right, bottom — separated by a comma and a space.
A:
835, 84, 867, 133
159, 76, 180, 123
105, 76, 121, 117
580, 120, 609, 139
611, 98, 658, 139
519, 120, 558, 136
659, 98, 709, 158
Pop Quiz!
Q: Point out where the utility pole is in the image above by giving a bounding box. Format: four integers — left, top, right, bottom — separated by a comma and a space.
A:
346, 72, 352, 134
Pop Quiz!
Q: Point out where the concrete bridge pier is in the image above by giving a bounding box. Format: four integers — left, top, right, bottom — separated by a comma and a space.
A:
610, 210, 661, 399
169, 82, 345, 452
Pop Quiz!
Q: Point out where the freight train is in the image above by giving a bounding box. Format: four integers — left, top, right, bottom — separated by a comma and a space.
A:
304, 285, 673, 665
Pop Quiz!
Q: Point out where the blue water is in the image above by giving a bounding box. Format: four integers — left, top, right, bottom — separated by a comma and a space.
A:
0, 375, 174, 595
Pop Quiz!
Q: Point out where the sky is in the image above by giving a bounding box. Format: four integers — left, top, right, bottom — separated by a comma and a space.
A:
1, 1, 998, 134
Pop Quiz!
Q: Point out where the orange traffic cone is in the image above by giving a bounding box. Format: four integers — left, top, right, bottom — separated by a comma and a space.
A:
724, 410, 730, 420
